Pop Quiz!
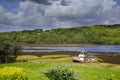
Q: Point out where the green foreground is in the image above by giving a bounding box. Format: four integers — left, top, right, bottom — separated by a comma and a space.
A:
0, 55, 120, 80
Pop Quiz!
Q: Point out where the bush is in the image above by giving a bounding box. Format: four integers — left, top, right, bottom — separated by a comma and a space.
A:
44, 65, 79, 80
0, 67, 28, 80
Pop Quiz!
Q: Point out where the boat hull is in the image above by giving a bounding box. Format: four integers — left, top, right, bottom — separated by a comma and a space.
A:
72, 56, 97, 63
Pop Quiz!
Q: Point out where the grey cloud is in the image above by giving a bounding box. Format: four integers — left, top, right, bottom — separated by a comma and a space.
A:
45, 0, 119, 25
22, 0, 73, 6
60, 0, 71, 6
6, 0, 16, 2
0, 24, 23, 32
21, 0, 51, 5
0, 5, 10, 25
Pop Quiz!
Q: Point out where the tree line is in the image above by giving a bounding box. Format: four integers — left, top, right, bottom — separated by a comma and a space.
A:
0, 25, 120, 44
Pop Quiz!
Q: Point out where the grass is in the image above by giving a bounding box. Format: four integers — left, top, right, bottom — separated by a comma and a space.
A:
17, 55, 39, 60
40, 55, 70, 59
0, 55, 120, 80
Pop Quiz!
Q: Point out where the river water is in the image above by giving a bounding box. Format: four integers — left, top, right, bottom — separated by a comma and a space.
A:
23, 45, 120, 53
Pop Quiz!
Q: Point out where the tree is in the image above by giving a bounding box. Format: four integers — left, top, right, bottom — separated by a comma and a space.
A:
0, 41, 22, 63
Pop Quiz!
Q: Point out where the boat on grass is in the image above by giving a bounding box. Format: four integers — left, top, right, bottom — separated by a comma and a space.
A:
72, 50, 97, 62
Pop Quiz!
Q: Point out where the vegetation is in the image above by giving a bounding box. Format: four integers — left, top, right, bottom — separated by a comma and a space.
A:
40, 55, 70, 59
0, 24, 120, 79
0, 67, 28, 80
0, 55, 120, 80
44, 65, 79, 80
17, 55, 39, 62
0, 24, 120, 44
0, 41, 22, 63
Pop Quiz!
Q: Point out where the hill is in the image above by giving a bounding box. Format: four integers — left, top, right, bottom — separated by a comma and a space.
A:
0, 24, 120, 44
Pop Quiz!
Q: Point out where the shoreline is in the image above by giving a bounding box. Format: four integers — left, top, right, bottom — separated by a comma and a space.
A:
21, 43, 120, 47
21, 43, 86, 47
19, 51, 120, 64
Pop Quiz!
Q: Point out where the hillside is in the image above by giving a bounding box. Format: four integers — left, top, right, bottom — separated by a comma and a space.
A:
0, 25, 120, 44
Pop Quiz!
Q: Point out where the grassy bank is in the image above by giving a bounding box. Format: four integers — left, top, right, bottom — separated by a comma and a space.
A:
0, 55, 120, 80
19, 51, 120, 64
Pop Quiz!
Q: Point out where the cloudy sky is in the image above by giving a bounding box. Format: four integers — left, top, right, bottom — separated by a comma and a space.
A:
0, 0, 120, 32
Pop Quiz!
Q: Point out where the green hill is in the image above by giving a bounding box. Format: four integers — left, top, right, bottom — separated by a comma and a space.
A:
0, 25, 120, 44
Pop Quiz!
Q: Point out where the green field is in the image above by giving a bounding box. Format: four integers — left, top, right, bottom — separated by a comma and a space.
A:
0, 55, 120, 80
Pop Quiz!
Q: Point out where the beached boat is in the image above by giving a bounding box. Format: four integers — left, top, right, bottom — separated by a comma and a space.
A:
72, 50, 97, 62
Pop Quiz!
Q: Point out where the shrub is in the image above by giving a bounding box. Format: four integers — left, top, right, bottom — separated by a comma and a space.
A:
0, 67, 28, 80
44, 65, 79, 80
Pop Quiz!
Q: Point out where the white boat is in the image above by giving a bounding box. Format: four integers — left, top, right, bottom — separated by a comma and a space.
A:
72, 50, 97, 62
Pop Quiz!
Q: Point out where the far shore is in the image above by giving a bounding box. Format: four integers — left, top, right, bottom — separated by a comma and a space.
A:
20, 43, 120, 47
21, 43, 87, 47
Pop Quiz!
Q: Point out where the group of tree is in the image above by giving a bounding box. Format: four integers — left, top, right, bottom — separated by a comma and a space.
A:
0, 41, 22, 63
0, 24, 120, 44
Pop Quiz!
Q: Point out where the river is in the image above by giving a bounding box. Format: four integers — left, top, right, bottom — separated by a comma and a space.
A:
23, 45, 120, 53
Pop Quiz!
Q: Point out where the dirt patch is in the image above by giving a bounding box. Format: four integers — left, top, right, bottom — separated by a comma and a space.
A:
96, 54, 120, 64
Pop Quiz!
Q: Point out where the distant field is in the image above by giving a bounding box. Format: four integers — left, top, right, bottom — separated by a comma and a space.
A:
0, 55, 120, 80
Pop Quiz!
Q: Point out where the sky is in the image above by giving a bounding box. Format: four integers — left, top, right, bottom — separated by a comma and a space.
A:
0, 0, 120, 32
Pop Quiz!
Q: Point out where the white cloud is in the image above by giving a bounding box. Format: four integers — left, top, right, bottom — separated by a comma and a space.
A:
0, 5, 9, 24
0, 0, 120, 31
45, 0, 118, 25
0, 1, 53, 30
7, 1, 47, 27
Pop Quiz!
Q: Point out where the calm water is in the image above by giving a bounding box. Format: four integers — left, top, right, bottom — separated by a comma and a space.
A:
23, 45, 120, 53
